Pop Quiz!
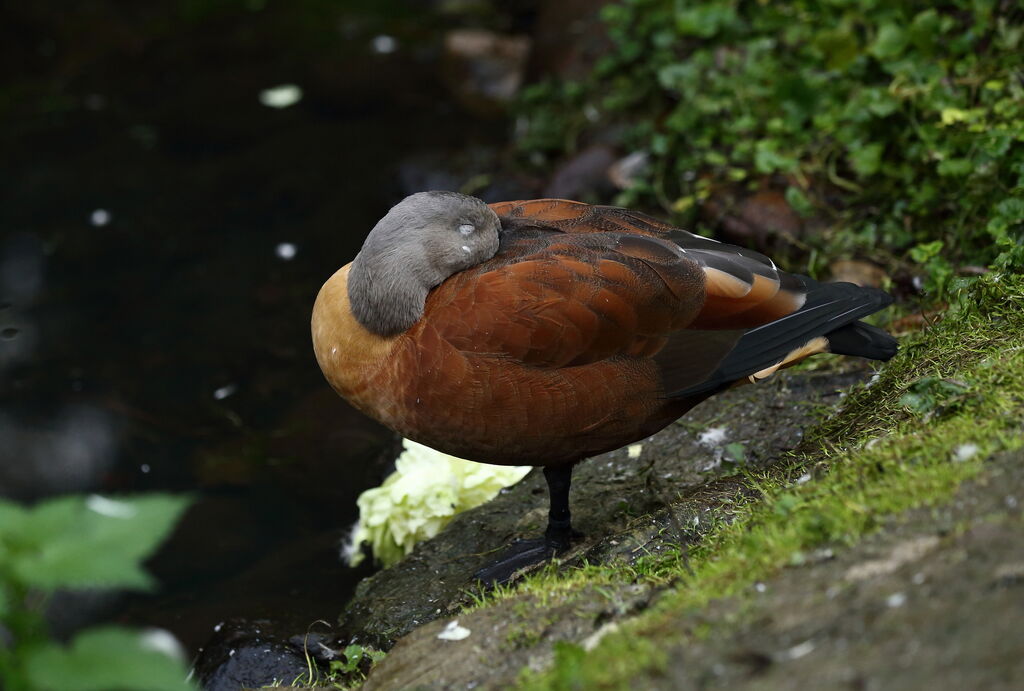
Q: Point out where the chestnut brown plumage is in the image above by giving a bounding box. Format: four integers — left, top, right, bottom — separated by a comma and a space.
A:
312, 193, 897, 581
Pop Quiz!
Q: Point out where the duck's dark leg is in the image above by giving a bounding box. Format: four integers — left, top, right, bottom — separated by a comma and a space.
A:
473, 464, 577, 584
543, 465, 574, 550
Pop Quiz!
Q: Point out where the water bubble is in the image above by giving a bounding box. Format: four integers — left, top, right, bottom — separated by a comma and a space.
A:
84, 94, 106, 111
90, 209, 111, 227
371, 35, 398, 54
275, 242, 297, 260
140, 464, 151, 474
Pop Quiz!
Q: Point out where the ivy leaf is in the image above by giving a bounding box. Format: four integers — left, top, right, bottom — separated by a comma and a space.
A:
815, 28, 860, 70
25, 627, 195, 691
860, 87, 899, 118
937, 158, 973, 177
675, 4, 737, 38
754, 140, 798, 174
7, 495, 191, 591
784, 186, 814, 217
725, 443, 747, 464
993, 197, 1024, 223
899, 376, 970, 415
849, 143, 884, 176
909, 240, 944, 264
870, 24, 908, 60
909, 9, 941, 53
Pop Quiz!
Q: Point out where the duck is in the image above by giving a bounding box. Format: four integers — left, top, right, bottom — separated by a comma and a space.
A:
311, 192, 897, 582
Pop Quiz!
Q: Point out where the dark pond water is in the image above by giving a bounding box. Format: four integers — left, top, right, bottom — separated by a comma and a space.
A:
0, 0, 536, 665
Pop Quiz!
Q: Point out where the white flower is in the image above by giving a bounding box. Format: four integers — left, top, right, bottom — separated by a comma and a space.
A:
345, 439, 530, 567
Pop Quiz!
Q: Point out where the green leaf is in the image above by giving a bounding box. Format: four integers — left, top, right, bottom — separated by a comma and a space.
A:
754, 140, 798, 174
25, 627, 195, 691
815, 28, 860, 70
870, 24, 908, 60
860, 87, 899, 118
849, 142, 884, 176
725, 443, 746, 464
675, 4, 737, 38
937, 158, 973, 177
0, 497, 28, 528
908, 9, 941, 53
898, 376, 970, 415
784, 186, 814, 218
8, 495, 190, 591
909, 240, 944, 263
337, 644, 366, 673
993, 197, 1024, 223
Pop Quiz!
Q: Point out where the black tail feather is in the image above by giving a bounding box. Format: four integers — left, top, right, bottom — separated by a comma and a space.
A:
827, 320, 898, 360
666, 281, 895, 398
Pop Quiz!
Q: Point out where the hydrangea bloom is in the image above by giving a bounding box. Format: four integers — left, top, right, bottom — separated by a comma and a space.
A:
346, 439, 531, 567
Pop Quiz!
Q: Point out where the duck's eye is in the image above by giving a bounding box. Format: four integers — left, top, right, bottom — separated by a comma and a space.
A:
458, 223, 475, 235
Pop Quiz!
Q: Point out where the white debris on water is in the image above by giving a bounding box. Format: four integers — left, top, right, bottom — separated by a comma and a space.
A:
90, 209, 111, 227
627, 443, 643, 459
213, 384, 237, 400
140, 629, 187, 660
275, 242, 297, 260
372, 35, 398, 54
258, 84, 302, 108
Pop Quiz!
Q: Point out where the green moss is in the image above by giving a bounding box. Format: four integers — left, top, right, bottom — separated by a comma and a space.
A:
498, 272, 1024, 689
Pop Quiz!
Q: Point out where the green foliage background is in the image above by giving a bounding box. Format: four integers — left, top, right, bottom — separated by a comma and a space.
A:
0, 495, 195, 691
518, 0, 1024, 294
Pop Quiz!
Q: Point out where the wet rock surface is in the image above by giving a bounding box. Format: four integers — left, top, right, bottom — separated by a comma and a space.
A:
653, 448, 1024, 690
340, 364, 871, 650
352, 411, 1024, 690
362, 582, 656, 691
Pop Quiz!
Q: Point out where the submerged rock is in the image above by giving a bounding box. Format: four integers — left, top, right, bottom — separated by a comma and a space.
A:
193, 619, 322, 691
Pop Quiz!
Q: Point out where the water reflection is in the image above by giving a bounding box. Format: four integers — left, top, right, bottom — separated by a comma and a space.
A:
0, 232, 44, 372
1, 0, 525, 679
0, 405, 118, 500
1, 232, 45, 303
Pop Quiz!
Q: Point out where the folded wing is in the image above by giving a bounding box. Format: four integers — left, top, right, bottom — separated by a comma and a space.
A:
425, 199, 894, 399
